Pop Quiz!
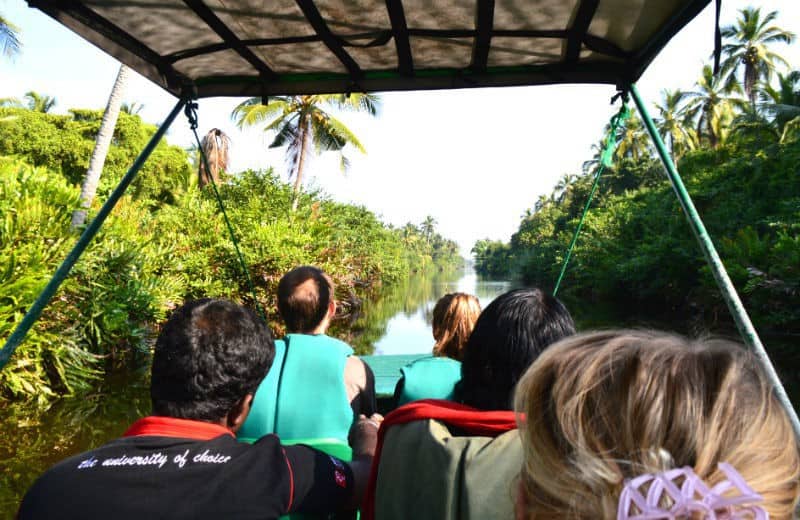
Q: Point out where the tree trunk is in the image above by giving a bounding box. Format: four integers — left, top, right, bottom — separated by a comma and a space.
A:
291, 117, 310, 211
71, 64, 129, 229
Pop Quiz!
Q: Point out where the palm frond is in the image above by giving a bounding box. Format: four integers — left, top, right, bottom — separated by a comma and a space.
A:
232, 97, 291, 129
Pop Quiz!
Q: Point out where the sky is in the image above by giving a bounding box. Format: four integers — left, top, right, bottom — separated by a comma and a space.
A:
1, 0, 799, 256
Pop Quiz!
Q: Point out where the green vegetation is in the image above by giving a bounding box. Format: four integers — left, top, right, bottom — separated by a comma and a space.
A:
0, 106, 460, 403
475, 8, 798, 331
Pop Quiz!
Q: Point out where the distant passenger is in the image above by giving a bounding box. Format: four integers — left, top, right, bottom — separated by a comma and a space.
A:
455, 287, 575, 410
393, 292, 481, 406
19, 299, 380, 519
239, 266, 376, 452
514, 330, 800, 520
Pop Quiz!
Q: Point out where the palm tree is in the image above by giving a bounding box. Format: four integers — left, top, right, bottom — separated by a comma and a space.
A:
654, 89, 695, 161
615, 111, 651, 160
71, 65, 129, 229
760, 70, 800, 134
232, 94, 381, 210
120, 101, 144, 115
420, 216, 437, 244
553, 173, 578, 203
720, 8, 795, 105
0, 97, 23, 107
684, 65, 741, 149
1, 14, 21, 59
198, 128, 231, 188
24, 91, 56, 113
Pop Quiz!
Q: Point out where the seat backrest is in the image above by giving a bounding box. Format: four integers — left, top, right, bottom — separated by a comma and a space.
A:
364, 400, 519, 520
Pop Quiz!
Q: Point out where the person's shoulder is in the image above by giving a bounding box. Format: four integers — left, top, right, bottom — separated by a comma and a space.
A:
321, 334, 353, 356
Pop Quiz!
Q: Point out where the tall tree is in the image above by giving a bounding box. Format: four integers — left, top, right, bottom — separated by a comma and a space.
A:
71, 64, 130, 228
615, 111, 651, 161
0, 13, 21, 59
120, 101, 144, 115
684, 65, 741, 149
420, 216, 437, 244
720, 7, 795, 105
654, 89, 695, 160
232, 94, 380, 210
197, 128, 231, 188
760, 70, 800, 134
24, 91, 56, 113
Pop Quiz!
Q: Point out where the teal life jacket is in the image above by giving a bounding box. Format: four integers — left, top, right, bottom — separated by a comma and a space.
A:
238, 334, 355, 444
395, 356, 461, 406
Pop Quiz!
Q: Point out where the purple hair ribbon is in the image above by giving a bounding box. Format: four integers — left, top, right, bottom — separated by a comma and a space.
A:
617, 462, 768, 519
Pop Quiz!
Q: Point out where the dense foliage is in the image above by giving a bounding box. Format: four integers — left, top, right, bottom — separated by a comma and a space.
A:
0, 109, 461, 403
475, 8, 798, 331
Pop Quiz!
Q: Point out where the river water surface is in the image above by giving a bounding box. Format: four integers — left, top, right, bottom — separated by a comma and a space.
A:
1, 266, 797, 514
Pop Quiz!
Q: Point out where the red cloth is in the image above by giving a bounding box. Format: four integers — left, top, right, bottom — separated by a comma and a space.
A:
123, 416, 234, 440
362, 399, 519, 519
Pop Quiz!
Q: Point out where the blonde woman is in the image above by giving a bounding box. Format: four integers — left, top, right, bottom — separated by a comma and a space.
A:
514, 330, 800, 520
393, 293, 481, 406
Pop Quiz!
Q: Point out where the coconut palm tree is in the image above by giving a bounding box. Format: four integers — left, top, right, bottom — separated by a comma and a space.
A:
554, 173, 579, 203
760, 70, 800, 134
120, 101, 144, 115
198, 128, 231, 188
71, 65, 129, 228
420, 216, 437, 244
684, 65, 741, 149
615, 111, 651, 160
654, 89, 695, 161
720, 8, 795, 105
232, 93, 381, 210
24, 91, 56, 113
1, 14, 21, 59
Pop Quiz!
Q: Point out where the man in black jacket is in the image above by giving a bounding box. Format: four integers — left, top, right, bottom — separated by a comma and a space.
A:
19, 298, 380, 519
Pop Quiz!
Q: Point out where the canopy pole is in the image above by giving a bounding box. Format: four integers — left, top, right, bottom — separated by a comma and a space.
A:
0, 97, 188, 371
630, 83, 800, 438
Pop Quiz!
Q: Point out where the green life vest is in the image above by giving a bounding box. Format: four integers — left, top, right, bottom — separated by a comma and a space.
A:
395, 356, 461, 406
238, 334, 354, 444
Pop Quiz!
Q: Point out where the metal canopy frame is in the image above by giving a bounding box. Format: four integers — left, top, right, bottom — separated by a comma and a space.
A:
2, 0, 798, 437
26, 0, 710, 97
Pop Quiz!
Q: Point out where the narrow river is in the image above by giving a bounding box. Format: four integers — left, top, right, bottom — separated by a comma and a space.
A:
1, 265, 797, 515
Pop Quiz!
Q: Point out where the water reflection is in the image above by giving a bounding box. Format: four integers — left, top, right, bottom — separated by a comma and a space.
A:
369, 268, 513, 355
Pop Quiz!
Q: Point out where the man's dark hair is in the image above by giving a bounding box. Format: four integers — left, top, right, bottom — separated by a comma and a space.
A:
277, 266, 333, 333
456, 287, 575, 411
151, 299, 274, 421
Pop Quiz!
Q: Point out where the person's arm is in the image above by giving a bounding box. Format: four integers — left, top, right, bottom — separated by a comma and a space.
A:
345, 356, 377, 416
282, 414, 381, 514
345, 413, 381, 510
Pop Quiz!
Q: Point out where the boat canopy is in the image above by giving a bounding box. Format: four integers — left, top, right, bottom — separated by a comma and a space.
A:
28, 0, 711, 98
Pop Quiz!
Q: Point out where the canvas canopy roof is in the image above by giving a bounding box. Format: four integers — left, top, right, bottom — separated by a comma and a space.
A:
28, 0, 713, 98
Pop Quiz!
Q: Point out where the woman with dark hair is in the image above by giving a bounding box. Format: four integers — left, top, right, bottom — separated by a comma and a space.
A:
455, 287, 575, 410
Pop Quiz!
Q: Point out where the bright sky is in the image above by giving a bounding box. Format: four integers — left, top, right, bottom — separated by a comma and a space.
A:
1, 0, 799, 255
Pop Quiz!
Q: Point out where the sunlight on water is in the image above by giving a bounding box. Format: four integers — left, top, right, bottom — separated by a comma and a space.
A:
373, 268, 514, 355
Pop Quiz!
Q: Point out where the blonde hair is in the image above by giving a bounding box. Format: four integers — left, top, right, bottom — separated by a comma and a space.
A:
431, 293, 481, 361
514, 330, 800, 520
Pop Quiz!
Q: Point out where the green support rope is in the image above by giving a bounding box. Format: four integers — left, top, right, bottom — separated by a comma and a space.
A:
185, 102, 267, 321
552, 101, 630, 297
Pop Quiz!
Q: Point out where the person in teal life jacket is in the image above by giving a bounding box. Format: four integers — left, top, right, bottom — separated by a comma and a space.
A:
393, 293, 481, 406
19, 299, 381, 519
239, 266, 376, 447
455, 287, 576, 410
